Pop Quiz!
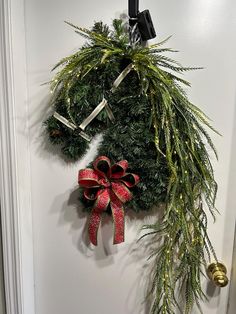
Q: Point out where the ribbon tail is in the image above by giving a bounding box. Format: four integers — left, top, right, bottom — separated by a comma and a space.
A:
110, 194, 125, 244
88, 188, 110, 246
88, 209, 102, 246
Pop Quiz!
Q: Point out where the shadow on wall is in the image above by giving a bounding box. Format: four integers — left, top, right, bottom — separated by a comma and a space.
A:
54, 184, 163, 257
27, 87, 154, 313
49, 184, 163, 314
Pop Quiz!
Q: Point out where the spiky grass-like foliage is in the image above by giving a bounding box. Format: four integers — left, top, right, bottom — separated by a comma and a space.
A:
45, 19, 219, 313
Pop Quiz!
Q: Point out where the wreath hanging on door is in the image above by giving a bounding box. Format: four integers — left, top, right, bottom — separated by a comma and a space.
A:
44, 17, 219, 314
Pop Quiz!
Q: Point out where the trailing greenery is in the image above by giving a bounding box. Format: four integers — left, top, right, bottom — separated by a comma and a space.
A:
44, 19, 219, 313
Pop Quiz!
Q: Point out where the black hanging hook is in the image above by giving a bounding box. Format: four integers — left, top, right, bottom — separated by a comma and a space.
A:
128, 0, 139, 19
128, 0, 156, 41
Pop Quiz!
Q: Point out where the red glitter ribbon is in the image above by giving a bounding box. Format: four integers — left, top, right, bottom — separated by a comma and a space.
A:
78, 156, 140, 245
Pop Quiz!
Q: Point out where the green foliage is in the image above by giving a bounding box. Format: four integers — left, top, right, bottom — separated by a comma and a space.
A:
44, 19, 219, 313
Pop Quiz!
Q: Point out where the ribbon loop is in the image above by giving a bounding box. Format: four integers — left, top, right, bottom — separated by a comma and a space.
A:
121, 173, 140, 188
84, 188, 100, 201
93, 156, 111, 178
111, 160, 129, 179
78, 169, 100, 187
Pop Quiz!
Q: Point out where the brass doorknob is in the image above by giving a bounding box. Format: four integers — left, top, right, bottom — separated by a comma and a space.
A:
207, 262, 229, 287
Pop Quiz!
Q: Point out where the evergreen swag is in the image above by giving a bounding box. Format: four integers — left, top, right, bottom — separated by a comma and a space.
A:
45, 19, 219, 313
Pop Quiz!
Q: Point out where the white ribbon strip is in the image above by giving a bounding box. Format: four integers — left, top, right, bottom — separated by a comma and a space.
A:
53, 112, 77, 130
104, 102, 115, 122
53, 112, 91, 142
78, 131, 91, 142
111, 63, 134, 93
53, 63, 133, 141
79, 98, 106, 130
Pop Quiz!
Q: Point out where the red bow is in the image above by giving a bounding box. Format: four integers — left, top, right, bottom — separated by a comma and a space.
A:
78, 156, 140, 245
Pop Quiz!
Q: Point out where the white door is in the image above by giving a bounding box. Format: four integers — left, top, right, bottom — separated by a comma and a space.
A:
1, 0, 236, 314
0, 216, 6, 314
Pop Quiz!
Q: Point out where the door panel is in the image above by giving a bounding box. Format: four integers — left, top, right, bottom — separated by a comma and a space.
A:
0, 216, 6, 314
23, 0, 236, 313
228, 226, 236, 314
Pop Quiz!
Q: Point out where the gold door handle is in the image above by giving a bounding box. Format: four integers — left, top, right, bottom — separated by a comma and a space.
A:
207, 262, 229, 287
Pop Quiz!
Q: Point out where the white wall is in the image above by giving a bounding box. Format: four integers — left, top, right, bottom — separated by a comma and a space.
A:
23, 0, 236, 313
